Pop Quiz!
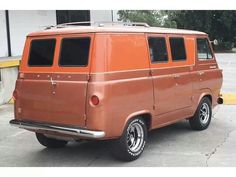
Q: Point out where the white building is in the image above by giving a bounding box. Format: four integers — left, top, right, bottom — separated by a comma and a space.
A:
0, 10, 119, 105
0, 10, 119, 58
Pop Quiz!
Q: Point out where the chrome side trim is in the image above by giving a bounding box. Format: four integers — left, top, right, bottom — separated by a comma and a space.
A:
9, 120, 105, 139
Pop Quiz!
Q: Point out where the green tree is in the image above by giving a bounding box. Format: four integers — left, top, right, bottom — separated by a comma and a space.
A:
117, 10, 176, 28
167, 10, 236, 50
118, 10, 236, 51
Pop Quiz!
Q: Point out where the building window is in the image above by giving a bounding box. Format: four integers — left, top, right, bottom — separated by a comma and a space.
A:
59, 38, 91, 66
28, 39, 56, 67
56, 10, 90, 24
148, 37, 168, 63
169, 37, 186, 61
197, 38, 213, 60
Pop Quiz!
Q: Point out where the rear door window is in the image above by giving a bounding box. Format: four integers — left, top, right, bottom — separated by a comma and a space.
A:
148, 37, 168, 63
197, 38, 213, 60
169, 37, 186, 61
28, 39, 56, 66
59, 37, 91, 66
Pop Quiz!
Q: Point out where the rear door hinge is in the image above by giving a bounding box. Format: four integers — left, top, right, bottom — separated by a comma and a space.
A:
86, 74, 91, 81
153, 105, 156, 110
149, 70, 153, 76
83, 114, 87, 121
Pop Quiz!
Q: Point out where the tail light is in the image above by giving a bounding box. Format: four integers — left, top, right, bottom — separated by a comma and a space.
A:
13, 90, 18, 101
91, 95, 99, 106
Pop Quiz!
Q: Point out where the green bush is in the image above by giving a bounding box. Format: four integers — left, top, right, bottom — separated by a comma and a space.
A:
214, 41, 234, 52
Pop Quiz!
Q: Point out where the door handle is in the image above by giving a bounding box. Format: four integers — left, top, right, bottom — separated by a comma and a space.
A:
209, 65, 217, 69
173, 74, 180, 78
50, 77, 57, 86
198, 71, 205, 76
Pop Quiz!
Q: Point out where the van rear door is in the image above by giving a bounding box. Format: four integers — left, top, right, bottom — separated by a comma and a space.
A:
16, 34, 94, 127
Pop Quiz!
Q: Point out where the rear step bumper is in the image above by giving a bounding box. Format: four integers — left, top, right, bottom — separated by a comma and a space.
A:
9, 119, 105, 139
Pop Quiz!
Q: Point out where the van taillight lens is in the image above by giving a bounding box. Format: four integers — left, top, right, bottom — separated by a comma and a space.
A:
13, 90, 18, 101
91, 95, 99, 106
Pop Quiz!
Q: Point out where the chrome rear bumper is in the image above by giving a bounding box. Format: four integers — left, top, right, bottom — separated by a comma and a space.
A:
9, 119, 105, 139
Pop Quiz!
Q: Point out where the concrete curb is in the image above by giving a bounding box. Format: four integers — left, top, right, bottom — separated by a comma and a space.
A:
0, 59, 20, 68
222, 93, 236, 105
8, 98, 14, 104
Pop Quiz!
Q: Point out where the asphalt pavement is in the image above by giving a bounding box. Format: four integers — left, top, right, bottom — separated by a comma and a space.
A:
0, 53, 235, 167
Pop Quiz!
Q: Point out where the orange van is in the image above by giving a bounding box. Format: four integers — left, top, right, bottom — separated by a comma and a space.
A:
10, 22, 223, 161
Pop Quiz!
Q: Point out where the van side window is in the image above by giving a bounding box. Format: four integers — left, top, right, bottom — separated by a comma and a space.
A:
28, 39, 56, 66
148, 37, 168, 63
169, 37, 186, 61
59, 38, 90, 66
197, 38, 213, 60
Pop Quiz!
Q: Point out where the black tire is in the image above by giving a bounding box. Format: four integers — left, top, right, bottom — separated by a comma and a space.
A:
36, 133, 68, 148
189, 97, 212, 130
111, 118, 147, 161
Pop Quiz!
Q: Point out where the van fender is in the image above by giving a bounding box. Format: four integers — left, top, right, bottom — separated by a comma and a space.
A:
197, 88, 213, 106
122, 110, 153, 133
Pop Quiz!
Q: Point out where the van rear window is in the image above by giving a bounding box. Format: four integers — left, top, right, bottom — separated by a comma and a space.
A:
59, 38, 90, 66
28, 39, 56, 66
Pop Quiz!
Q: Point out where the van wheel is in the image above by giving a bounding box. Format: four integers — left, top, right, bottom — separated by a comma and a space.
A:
36, 133, 68, 148
112, 118, 147, 161
189, 97, 212, 130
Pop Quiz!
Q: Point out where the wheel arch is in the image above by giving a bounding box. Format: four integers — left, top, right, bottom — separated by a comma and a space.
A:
123, 110, 153, 133
197, 89, 213, 105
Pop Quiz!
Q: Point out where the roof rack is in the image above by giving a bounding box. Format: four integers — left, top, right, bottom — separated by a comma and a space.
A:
44, 21, 150, 30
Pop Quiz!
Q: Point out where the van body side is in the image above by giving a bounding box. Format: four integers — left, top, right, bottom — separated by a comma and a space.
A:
10, 25, 223, 161
13, 32, 223, 139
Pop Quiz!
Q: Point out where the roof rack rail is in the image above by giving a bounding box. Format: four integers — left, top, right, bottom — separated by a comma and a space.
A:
95, 21, 150, 27
44, 21, 150, 30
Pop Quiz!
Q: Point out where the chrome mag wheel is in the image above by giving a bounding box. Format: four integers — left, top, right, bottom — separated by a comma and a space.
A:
200, 102, 210, 124
127, 122, 144, 153
112, 118, 147, 161
189, 97, 212, 130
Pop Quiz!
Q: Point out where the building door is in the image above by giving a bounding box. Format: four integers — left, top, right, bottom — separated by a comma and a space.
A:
56, 10, 90, 24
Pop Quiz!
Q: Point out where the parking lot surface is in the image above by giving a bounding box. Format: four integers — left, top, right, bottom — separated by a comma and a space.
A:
0, 53, 236, 167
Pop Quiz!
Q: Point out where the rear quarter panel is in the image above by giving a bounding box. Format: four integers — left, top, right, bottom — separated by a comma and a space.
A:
86, 33, 154, 138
